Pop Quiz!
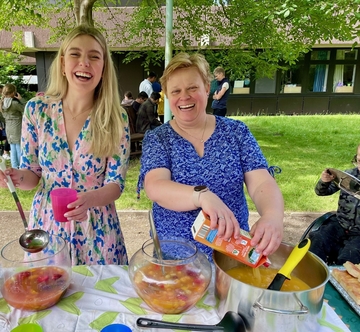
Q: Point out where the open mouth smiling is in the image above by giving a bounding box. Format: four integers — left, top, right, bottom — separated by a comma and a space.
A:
75, 71, 93, 80
179, 104, 195, 110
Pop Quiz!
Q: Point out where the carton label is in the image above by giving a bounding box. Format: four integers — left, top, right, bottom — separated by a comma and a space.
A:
191, 211, 270, 268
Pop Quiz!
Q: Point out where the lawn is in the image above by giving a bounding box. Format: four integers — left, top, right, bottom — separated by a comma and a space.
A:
0, 114, 357, 212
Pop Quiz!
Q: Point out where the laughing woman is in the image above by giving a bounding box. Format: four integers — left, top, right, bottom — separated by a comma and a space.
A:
138, 53, 284, 261
0, 25, 130, 265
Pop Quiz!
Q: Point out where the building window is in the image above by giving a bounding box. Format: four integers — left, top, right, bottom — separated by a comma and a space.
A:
308, 50, 330, 92
309, 64, 329, 92
280, 66, 303, 93
333, 50, 357, 93
232, 78, 250, 94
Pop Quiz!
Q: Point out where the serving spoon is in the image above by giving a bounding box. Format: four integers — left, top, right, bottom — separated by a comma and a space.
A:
267, 238, 311, 291
148, 210, 165, 274
137, 311, 246, 331
0, 156, 49, 253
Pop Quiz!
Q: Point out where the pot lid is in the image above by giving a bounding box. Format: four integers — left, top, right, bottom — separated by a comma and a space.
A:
327, 168, 360, 199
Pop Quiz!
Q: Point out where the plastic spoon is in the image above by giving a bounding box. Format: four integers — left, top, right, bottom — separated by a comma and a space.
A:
0, 156, 49, 253
267, 238, 311, 291
136, 311, 246, 331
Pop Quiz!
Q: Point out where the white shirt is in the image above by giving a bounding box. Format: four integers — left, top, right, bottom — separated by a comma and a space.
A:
139, 79, 153, 97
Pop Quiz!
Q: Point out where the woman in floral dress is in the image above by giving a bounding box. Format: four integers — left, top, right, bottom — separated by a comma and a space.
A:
0, 25, 130, 265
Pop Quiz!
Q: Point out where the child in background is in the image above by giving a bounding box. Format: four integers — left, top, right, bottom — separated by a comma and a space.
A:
0, 84, 25, 168
121, 91, 134, 107
309, 144, 360, 265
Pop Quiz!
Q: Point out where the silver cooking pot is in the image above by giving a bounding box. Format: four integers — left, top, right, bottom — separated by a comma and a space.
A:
213, 242, 330, 331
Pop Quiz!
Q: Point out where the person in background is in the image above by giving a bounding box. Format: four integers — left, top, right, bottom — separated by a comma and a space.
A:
132, 91, 148, 113
137, 52, 284, 261
157, 90, 165, 123
152, 80, 164, 123
136, 92, 162, 133
121, 90, 134, 107
0, 25, 130, 266
211, 67, 230, 117
152, 80, 161, 95
1, 84, 25, 169
139, 71, 157, 97
0, 84, 11, 160
309, 145, 360, 265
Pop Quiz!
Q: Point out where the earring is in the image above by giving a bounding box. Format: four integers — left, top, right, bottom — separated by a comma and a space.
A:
62, 72, 66, 76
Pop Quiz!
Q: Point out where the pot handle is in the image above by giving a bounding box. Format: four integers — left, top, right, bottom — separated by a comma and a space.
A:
253, 295, 309, 316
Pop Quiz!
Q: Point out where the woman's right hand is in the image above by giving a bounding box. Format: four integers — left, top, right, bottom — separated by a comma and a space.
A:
0, 167, 22, 188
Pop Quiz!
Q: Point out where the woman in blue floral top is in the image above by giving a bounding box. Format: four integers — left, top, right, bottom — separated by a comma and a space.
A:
138, 53, 284, 260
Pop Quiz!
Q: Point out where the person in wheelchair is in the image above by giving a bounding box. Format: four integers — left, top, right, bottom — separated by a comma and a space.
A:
309, 145, 360, 265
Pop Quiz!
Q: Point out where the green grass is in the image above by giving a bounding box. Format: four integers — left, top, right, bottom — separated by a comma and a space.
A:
0, 114, 357, 212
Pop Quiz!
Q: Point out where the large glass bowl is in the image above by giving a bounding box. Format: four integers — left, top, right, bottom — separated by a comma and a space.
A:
0, 234, 71, 311
129, 238, 212, 314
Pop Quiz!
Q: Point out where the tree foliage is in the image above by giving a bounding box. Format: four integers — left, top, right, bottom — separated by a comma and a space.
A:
0, 51, 36, 99
1, 0, 360, 78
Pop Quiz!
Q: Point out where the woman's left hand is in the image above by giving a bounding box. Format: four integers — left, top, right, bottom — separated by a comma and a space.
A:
64, 191, 94, 222
249, 215, 283, 257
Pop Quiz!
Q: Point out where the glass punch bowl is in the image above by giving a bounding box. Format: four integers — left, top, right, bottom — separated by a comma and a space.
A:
0, 234, 71, 311
129, 237, 212, 314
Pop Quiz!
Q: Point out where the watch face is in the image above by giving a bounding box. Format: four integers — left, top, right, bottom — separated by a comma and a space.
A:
194, 185, 207, 192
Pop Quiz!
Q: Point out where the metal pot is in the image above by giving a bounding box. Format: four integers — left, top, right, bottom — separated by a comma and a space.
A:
213, 242, 330, 331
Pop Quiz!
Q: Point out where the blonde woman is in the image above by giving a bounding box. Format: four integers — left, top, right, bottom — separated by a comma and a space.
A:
0, 25, 130, 265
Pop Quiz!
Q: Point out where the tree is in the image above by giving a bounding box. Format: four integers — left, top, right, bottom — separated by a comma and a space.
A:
0, 51, 36, 99
1, 0, 360, 78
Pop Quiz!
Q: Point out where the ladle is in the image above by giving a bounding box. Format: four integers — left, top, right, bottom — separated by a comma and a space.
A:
137, 311, 246, 331
0, 156, 49, 253
148, 210, 165, 274
267, 238, 311, 291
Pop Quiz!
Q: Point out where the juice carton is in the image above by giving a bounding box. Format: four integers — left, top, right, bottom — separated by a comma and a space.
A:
191, 211, 270, 268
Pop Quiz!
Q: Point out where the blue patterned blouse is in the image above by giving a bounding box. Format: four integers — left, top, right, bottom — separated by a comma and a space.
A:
138, 116, 268, 260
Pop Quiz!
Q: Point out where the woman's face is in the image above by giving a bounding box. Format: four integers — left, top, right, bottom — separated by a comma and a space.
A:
61, 34, 104, 94
166, 67, 210, 122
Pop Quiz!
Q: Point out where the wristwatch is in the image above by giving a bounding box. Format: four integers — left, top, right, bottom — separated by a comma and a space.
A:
193, 185, 209, 208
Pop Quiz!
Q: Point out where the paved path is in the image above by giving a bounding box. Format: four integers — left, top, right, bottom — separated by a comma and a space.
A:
0, 211, 324, 260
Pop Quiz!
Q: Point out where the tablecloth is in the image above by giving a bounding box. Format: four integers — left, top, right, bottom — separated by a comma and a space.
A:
0, 265, 352, 332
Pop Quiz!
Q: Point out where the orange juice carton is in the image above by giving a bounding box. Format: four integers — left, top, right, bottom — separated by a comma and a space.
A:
191, 211, 270, 268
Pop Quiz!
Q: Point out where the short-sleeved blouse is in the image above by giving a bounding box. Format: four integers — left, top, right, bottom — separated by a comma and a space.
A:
21, 96, 130, 265
138, 116, 268, 260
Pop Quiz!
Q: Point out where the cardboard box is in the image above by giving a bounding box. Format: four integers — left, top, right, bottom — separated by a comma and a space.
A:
191, 211, 270, 268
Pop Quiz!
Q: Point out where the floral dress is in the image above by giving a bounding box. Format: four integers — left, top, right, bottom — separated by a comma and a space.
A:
21, 96, 130, 265
138, 116, 268, 260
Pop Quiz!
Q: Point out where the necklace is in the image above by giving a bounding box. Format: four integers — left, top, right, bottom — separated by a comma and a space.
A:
64, 101, 93, 120
175, 116, 207, 143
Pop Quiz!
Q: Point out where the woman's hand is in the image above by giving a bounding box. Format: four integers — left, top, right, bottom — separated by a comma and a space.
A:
199, 191, 241, 241
249, 215, 283, 257
64, 191, 95, 222
0, 167, 22, 188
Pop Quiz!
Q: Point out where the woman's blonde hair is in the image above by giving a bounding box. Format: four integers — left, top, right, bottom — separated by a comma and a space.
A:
46, 25, 128, 158
2, 83, 16, 97
160, 52, 213, 96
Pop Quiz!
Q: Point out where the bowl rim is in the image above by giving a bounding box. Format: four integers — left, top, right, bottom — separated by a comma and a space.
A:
141, 237, 199, 266
0, 234, 67, 264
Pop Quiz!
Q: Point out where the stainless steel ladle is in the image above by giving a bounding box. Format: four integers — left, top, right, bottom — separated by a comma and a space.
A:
0, 156, 49, 253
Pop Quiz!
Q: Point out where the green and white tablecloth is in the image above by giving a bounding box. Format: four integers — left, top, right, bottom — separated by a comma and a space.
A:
0, 265, 352, 331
